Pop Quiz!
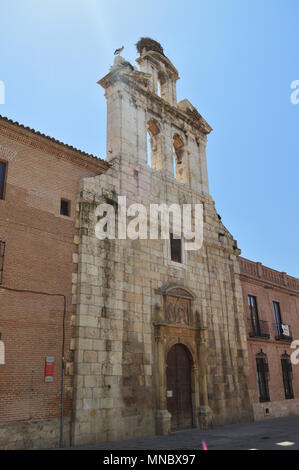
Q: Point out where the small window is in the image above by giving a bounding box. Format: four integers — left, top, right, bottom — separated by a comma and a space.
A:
0, 161, 7, 199
170, 233, 182, 263
60, 199, 70, 217
281, 354, 294, 400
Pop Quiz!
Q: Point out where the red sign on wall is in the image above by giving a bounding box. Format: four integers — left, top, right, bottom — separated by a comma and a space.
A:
45, 356, 54, 382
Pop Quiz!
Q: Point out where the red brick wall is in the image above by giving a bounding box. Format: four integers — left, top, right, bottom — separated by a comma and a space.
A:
0, 128, 104, 442
240, 258, 299, 411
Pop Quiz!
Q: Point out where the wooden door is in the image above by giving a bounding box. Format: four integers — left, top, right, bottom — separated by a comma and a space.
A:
166, 344, 193, 430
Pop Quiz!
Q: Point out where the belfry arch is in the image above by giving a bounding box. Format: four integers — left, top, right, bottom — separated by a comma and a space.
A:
173, 133, 188, 184
147, 119, 163, 171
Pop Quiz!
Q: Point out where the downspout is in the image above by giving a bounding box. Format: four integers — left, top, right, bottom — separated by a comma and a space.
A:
60, 294, 66, 448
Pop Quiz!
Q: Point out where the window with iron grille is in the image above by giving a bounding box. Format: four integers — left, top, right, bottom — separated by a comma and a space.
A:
281, 354, 294, 400
170, 233, 182, 263
0, 241, 5, 285
0, 161, 7, 200
256, 352, 270, 402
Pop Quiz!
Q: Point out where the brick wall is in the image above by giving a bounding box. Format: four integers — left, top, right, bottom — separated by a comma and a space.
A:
240, 257, 299, 420
0, 121, 107, 448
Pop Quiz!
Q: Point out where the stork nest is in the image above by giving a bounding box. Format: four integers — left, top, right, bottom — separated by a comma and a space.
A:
136, 37, 165, 56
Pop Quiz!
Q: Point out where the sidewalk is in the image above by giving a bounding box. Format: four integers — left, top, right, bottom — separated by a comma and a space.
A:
72, 415, 299, 450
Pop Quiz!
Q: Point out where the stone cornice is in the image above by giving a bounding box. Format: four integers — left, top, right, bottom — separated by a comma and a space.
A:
98, 67, 212, 136
205, 240, 241, 258
136, 50, 179, 79
0, 115, 109, 173
153, 321, 203, 332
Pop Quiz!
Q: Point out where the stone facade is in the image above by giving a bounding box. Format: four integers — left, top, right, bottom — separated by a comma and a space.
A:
240, 257, 299, 421
72, 39, 253, 446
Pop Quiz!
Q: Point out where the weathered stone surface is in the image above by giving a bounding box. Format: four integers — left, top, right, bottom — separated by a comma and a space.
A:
72, 40, 253, 446
0, 418, 70, 450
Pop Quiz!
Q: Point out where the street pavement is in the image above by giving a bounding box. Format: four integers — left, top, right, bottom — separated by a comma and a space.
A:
74, 415, 299, 450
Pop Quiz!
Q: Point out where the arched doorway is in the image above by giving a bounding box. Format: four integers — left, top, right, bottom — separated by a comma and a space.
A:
166, 344, 193, 430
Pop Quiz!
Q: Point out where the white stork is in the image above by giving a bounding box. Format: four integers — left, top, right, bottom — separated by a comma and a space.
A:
114, 45, 124, 56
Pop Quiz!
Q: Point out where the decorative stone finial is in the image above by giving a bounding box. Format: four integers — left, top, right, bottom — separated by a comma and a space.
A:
113, 55, 126, 66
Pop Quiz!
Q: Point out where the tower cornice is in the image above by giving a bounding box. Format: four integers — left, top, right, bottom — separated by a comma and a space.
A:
98, 66, 212, 135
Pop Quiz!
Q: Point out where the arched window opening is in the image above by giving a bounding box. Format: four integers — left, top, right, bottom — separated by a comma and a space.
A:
147, 119, 162, 171
147, 131, 151, 167
157, 71, 167, 99
157, 80, 161, 98
173, 134, 188, 184
172, 154, 176, 178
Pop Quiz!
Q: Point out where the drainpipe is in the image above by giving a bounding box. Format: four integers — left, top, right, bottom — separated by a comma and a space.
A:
0, 285, 66, 448
60, 294, 66, 448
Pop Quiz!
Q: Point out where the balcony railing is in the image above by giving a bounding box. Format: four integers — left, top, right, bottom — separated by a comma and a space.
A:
247, 316, 293, 342
248, 318, 270, 339
274, 323, 292, 341
239, 257, 299, 293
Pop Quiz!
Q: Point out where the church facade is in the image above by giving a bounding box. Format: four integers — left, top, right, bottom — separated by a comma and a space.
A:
71, 39, 253, 445
0, 38, 276, 449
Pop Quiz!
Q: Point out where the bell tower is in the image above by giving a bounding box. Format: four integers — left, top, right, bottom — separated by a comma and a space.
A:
98, 38, 212, 195
136, 38, 179, 106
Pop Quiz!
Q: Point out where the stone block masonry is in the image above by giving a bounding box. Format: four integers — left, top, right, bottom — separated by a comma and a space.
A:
72, 39, 253, 446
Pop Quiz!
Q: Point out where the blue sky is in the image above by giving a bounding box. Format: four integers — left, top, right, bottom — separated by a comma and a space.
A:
1, 0, 298, 276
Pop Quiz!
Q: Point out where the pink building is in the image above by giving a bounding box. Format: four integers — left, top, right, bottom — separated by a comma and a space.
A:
240, 257, 299, 420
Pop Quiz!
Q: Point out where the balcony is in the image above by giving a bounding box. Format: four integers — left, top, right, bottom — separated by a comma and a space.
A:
274, 323, 292, 342
248, 318, 270, 339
